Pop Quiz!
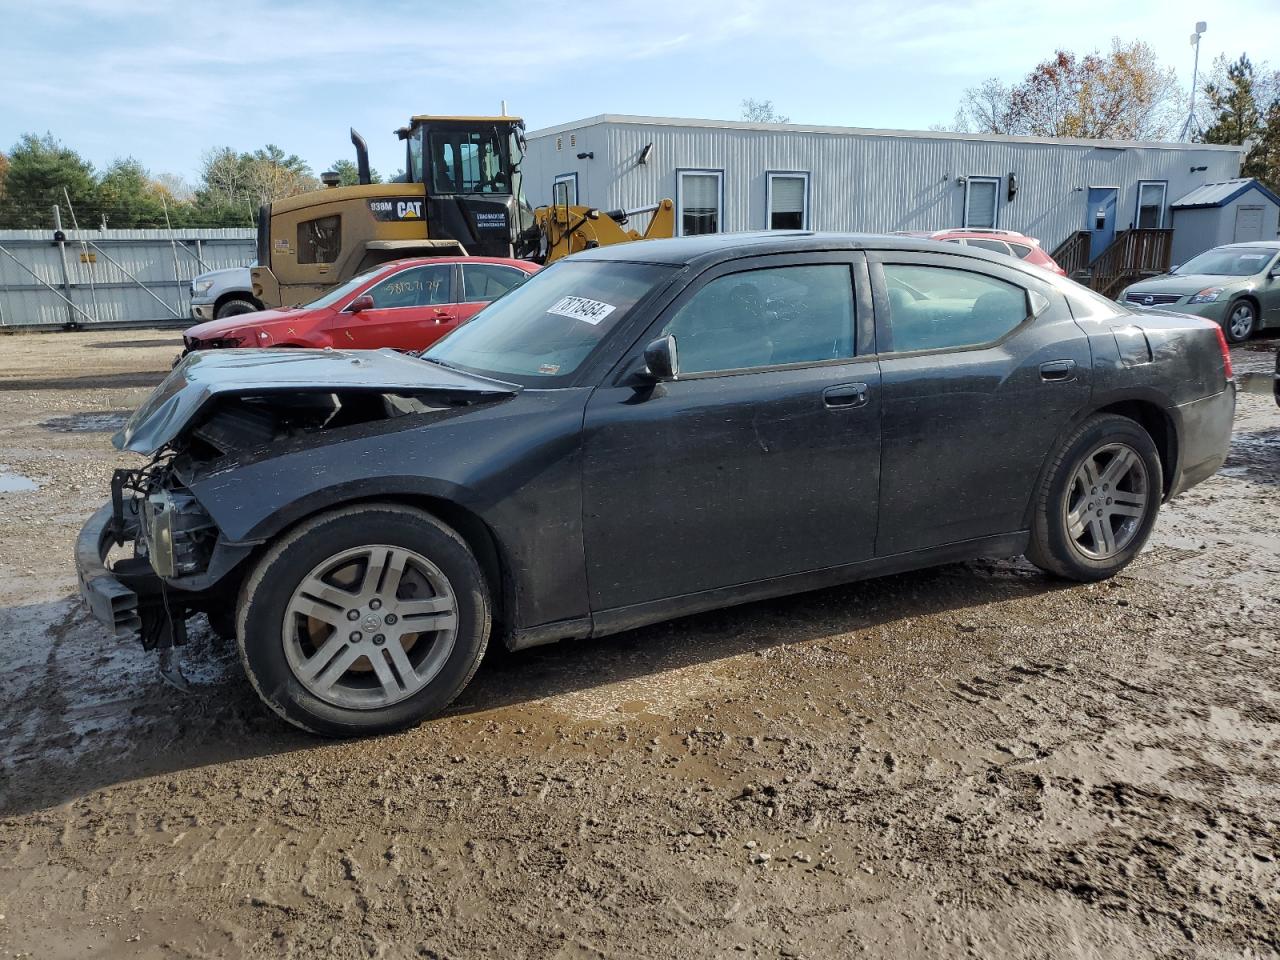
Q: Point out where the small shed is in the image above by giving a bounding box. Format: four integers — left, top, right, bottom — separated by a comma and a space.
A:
1170, 178, 1280, 265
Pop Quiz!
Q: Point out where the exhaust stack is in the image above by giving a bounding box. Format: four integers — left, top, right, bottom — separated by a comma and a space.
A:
350, 128, 372, 185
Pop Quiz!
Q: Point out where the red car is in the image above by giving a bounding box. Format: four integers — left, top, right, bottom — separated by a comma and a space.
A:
896, 228, 1067, 276
182, 257, 540, 353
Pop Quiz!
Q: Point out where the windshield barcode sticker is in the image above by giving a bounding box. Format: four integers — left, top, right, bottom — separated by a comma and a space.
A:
547, 296, 616, 325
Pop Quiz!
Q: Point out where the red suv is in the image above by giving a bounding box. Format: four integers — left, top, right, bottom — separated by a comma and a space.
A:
897, 229, 1067, 276
182, 257, 540, 354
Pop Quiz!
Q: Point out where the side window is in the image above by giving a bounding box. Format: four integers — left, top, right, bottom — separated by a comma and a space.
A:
1008, 243, 1035, 260
366, 265, 453, 309
662, 264, 854, 375
966, 238, 1013, 256
883, 264, 1028, 353
463, 264, 529, 303
297, 215, 341, 264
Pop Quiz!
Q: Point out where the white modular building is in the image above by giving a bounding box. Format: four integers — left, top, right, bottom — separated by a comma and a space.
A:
522, 114, 1248, 268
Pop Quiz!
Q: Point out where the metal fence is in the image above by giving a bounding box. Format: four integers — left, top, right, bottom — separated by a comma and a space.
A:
0, 224, 256, 329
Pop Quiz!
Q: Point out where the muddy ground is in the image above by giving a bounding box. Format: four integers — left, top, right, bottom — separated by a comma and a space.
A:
0, 328, 1277, 960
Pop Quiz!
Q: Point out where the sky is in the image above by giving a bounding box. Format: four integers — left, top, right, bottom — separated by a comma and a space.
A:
2, 0, 1277, 183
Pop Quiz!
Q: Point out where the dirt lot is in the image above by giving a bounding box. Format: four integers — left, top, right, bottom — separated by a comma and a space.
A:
0, 328, 1277, 960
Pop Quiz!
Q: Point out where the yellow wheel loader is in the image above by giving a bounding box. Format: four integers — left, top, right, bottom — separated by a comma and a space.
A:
250, 116, 674, 309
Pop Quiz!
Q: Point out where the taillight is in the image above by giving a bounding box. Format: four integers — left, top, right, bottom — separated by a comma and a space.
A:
1213, 324, 1233, 380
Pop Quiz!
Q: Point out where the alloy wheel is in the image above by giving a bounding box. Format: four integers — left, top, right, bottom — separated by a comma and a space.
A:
1064, 442, 1150, 561
282, 545, 458, 709
1228, 302, 1255, 341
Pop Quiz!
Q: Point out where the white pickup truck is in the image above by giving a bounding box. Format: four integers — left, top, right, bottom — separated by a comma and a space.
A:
189, 266, 262, 322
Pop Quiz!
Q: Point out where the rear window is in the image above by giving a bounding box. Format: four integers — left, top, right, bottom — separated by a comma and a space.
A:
423, 260, 675, 385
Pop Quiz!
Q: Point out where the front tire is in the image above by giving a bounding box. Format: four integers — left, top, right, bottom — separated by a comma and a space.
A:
1026, 414, 1163, 582
215, 298, 259, 320
236, 504, 491, 736
1223, 299, 1257, 343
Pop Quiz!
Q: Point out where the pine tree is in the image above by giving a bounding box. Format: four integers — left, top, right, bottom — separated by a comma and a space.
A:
1201, 55, 1262, 147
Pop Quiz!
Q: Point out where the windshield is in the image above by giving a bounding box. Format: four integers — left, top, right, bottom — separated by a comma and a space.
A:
1175, 247, 1276, 277
423, 260, 676, 385
429, 127, 508, 195
302, 269, 381, 309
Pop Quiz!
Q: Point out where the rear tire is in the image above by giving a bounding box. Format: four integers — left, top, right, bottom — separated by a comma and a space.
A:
1026, 414, 1163, 582
215, 298, 259, 320
235, 504, 491, 737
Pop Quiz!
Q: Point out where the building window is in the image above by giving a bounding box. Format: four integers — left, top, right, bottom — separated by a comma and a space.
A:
766, 172, 810, 230
297, 215, 341, 264
677, 169, 723, 236
1135, 181, 1167, 229
963, 177, 1000, 229
553, 172, 579, 206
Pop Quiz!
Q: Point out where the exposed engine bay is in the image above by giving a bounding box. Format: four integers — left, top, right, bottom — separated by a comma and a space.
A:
88, 348, 522, 682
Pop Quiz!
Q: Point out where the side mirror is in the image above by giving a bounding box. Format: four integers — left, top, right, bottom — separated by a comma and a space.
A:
1269, 268, 1280, 281
642, 335, 678, 381
347, 294, 374, 314
1168, 264, 1180, 274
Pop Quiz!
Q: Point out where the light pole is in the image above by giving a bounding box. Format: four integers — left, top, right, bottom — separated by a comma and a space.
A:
1179, 21, 1207, 142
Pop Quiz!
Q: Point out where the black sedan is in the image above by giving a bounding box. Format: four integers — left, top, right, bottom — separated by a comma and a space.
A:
77, 232, 1236, 736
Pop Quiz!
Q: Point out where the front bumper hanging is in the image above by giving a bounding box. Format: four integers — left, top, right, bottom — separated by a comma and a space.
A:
74, 493, 193, 653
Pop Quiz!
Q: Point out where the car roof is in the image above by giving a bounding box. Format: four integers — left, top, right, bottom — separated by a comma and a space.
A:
1215, 241, 1280, 250
378, 256, 540, 270
570, 230, 1045, 274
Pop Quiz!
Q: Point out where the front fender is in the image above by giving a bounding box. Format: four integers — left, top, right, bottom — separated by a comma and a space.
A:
182, 388, 593, 631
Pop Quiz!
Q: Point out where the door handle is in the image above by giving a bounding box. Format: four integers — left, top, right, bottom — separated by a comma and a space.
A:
823, 382, 869, 409
1040, 359, 1077, 382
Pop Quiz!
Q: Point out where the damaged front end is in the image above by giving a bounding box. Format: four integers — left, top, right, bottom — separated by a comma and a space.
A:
75, 347, 520, 683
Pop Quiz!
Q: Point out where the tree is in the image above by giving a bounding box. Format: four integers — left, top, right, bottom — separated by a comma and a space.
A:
96, 158, 171, 228
957, 39, 1182, 140
1248, 98, 1280, 191
740, 98, 790, 124
0, 133, 97, 228
245, 144, 317, 205
330, 158, 382, 186
0, 153, 8, 205
1199, 53, 1280, 190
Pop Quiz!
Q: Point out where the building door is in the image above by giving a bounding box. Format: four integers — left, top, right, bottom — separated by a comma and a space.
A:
1234, 205, 1265, 243
1087, 187, 1118, 263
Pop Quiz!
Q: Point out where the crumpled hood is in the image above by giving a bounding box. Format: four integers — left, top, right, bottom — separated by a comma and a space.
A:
1126, 273, 1250, 296
114, 348, 520, 455
184, 306, 304, 343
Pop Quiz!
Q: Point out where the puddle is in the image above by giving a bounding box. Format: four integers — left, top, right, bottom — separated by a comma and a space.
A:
40, 411, 131, 433
0, 469, 38, 493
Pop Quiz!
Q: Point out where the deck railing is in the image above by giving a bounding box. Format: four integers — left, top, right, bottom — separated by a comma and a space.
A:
1089, 229, 1174, 299
1050, 230, 1092, 279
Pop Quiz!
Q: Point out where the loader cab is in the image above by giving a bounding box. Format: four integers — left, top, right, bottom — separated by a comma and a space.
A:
401, 116, 536, 258
252, 116, 536, 310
